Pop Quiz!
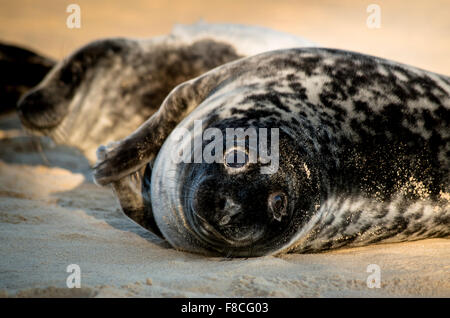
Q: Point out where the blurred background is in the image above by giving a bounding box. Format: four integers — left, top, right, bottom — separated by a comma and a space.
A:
0, 0, 449, 74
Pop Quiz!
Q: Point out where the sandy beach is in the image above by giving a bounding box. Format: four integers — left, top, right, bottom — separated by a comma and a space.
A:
0, 0, 449, 297
0, 114, 449, 297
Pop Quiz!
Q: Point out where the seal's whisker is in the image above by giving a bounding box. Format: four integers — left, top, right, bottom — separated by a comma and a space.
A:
225, 248, 234, 259
23, 129, 50, 166
33, 137, 50, 166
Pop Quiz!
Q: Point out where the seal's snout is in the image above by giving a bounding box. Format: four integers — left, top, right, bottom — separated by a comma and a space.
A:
192, 194, 242, 230
17, 89, 65, 130
190, 182, 266, 247
218, 199, 242, 226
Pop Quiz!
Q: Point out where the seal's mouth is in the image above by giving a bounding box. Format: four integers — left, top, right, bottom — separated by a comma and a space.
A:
187, 201, 265, 249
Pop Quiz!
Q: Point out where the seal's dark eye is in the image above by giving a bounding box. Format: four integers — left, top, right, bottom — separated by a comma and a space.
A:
224, 149, 249, 169
268, 192, 288, 222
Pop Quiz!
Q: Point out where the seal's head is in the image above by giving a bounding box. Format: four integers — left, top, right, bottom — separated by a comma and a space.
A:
17, 39, 129, 139
151, 118, 321, 257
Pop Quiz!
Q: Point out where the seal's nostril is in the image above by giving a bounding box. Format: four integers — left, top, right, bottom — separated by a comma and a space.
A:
218, 198, 226, 210
219, 214, 231, 226
221, 198, 242, 221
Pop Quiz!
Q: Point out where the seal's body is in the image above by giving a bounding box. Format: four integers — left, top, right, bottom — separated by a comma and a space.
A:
17, 23, 314, 162
94, 48, 450, 257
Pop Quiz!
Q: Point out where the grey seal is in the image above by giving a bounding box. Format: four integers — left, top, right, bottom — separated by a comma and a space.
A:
16, 23, 314, 162
94, 47, 450, 257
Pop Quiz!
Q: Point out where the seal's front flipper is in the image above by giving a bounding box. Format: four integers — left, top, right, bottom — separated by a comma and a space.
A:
0, 42, 55, 115
111, 163, 163, 237
93, 118, 160, 186
92, 80, 197, 185
96, 142, 162, 236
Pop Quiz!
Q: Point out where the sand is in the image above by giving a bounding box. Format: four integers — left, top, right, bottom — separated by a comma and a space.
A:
0, 114, 449, 298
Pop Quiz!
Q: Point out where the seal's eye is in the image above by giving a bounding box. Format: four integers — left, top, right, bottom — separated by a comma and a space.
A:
268, 192, 288, 222
224, 148, 249, 169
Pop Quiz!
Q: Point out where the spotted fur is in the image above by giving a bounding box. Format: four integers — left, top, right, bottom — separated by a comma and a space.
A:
93, 47, 449, 257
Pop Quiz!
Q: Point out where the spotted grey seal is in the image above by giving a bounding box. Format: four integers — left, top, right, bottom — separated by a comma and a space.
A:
16, 23, 314, 162
94, 47, 450, 257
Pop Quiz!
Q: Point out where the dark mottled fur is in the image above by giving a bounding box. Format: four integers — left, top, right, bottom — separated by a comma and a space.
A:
94, 48, 449, 257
